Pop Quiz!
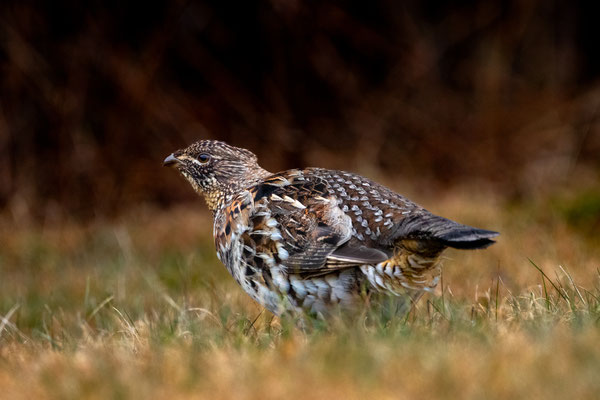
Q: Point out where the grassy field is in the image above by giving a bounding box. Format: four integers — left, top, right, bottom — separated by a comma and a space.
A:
1, 187, 599, 399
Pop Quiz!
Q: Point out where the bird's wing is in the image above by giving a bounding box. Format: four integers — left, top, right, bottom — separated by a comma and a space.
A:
246, 170, 389, 277
298, 168, 499, 252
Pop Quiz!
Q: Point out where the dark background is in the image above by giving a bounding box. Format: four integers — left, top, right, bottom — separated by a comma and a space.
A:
1, 0, 599, 220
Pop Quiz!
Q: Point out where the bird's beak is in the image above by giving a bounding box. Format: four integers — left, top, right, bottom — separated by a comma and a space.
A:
163, 153, 182, 167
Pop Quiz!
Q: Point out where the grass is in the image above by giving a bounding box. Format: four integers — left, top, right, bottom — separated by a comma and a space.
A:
1, 189, 600, 399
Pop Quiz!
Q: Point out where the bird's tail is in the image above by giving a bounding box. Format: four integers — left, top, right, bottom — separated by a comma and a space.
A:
393, 213, 499, 250
435, 223, 499, 249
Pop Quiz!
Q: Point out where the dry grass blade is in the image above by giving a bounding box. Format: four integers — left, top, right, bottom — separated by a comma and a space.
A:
86, 295, 115, 322
0, 304, 26, 341
559, 265, 586, 306
528, 258, 570, 304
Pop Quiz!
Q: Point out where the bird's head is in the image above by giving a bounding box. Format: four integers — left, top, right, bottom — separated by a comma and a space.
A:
164, 140, 270, 212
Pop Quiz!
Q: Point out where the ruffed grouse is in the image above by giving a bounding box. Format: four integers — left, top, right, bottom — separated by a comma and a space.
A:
164, 140, 498, 316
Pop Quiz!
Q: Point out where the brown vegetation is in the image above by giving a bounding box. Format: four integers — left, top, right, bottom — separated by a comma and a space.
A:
1, 189, 600, 399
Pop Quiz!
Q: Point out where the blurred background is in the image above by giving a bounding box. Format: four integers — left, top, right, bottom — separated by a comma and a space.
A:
1, 0, 599, 224
2, 5, 600, 398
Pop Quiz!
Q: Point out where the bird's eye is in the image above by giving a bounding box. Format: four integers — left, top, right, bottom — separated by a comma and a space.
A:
198, 153, 211, 164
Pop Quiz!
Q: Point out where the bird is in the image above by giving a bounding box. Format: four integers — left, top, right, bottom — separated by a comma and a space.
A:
164, 140, 498, 316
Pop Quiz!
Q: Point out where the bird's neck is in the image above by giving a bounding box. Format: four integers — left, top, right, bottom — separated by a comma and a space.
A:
203, 191, 227, 215
205, 166, 272, 215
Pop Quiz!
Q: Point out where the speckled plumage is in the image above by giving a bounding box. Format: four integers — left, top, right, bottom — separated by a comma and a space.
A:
165, 140, 498, 316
